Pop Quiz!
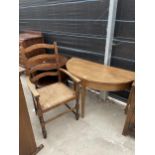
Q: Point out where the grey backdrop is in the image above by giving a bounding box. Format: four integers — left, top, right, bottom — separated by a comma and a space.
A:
20, 0, 135, 101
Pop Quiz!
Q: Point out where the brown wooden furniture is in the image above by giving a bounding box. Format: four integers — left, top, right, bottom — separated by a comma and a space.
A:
122, 82, 135, 136
66, 57, 135, 118
26, 45, 81, 138
19, 66, 25, 75
21, 42, 67, 87
19, 78, 43, 155
19, 32, 45, 67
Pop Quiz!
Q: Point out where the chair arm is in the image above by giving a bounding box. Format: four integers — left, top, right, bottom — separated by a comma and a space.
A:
59, 68, 81, 84
26, 76, 40, 98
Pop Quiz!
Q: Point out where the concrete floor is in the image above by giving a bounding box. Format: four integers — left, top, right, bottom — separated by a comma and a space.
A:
21, 75, 135, 155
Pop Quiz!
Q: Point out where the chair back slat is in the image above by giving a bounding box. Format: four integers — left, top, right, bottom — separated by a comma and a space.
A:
26, 54, 58, 69
31, 72, 59, 83
29, 63, 57, 75
23, 43, 55, 54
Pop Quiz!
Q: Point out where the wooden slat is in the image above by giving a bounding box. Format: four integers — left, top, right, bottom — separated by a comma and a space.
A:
26, 54, 58, 68
30, 63, 57, 74
24, 43, 55, 54
20, 79, 37, 155
31, 72, 59, 83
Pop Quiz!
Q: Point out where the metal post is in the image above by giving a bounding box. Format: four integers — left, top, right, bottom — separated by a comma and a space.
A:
104, 0, 118, 65
101, 0, 118, 101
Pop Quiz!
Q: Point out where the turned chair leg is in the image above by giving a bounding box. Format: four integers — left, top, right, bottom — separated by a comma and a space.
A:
31, 94, 38, 115
38, 113, 47, 138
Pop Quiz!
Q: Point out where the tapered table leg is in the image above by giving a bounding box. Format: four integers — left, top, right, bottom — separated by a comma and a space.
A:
81, 86, 86, 118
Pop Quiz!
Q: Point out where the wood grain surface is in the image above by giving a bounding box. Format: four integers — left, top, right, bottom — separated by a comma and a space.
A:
66, 57, 135, 91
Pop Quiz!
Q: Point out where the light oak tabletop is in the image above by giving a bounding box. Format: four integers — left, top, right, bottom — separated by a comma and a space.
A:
66, 57, 135, 85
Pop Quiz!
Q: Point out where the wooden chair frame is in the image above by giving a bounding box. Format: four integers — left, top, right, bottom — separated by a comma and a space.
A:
20, 42, 58, 73
26, 68, 80, 138
22, 41, 67, 86
26, 42, 81, 138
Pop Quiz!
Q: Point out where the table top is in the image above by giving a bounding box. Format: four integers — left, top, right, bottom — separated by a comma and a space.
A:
66, 57, 135, 91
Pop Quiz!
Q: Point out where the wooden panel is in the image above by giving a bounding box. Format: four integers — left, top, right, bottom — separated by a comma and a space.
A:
19, 78, 37, 155
19, 78, 43, 154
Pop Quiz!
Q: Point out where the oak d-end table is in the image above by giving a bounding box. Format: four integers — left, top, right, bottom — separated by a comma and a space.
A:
66, 57, 135, 118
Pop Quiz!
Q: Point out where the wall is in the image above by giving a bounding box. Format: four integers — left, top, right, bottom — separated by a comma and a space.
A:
20, 0, 109, 63
19, 0, 135, 101
110, 0, 135, 101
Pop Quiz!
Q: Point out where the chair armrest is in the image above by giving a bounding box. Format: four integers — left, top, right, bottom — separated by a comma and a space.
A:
59, 68, 81, 84
26, 76, 40, 98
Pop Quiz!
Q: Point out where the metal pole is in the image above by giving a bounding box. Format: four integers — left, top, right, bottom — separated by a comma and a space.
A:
104, 0, 118, 65
101, 0, 118, 101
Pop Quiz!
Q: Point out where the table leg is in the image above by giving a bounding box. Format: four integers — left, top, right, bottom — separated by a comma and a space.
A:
81, 86, 86, 118
100, 91, 108, 101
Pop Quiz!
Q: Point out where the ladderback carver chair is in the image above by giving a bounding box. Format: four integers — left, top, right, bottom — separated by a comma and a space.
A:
26, 42, 80, 138
21, 42, 67, 87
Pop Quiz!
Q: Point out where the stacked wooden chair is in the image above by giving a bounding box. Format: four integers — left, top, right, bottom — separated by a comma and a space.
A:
22, 42, 81, 138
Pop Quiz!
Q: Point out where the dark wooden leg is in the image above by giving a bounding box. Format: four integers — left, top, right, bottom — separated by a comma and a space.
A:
122, 84, 135, 136
124, 95, 131, 114
38, 112, 47, 138
73, 82, 76, 90
81, 86, 86, 118
31, 94, 38, 115
124, 103, 129, 114
122, 109, 134, 136
75, 98, 79, 120
32, 144, 44, 155
124, 87, 132, 114
122, 117, 130, 136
